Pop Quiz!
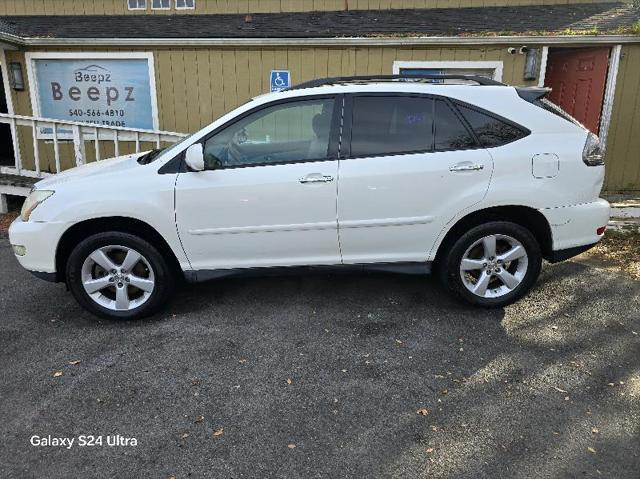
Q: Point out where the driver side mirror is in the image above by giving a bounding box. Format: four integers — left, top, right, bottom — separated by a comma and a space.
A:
185, 143, 205, 171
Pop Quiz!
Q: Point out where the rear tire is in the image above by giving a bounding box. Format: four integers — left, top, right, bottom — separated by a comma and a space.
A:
438, 221, 542, 308
66, 232, 174, 320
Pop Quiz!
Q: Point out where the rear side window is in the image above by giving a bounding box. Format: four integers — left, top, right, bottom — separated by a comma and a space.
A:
456, 104, 527, 148
434, 100, 477, 151
350, 96, 434, 157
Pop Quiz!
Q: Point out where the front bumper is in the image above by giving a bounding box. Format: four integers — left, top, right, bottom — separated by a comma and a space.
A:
540, 198, 610, 254
8, 217, 70, 279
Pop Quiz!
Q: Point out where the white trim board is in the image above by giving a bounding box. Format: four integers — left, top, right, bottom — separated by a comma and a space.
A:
4, 35, 638, 48
393, 61, 504, 82
600, 45, 622, 153
24, 51, 160, 139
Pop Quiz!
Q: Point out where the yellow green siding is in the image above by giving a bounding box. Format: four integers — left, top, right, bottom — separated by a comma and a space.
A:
5, 43, 640, 191
0, 0, 625, 15
602, 44, 640, 193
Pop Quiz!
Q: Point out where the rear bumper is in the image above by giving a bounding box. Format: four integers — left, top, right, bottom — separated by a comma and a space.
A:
547, 242, 598, 263
540, 198, 610, 256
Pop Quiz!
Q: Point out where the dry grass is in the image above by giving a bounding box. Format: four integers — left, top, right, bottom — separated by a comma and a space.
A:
0, 211, 19, 234
582, 229, 640, 280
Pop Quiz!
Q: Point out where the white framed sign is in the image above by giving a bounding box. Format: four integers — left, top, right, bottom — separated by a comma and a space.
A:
25, 52, 159, 138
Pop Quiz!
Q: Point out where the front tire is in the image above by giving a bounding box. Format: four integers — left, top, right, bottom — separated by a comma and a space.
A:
66, 232, 174, 320
438, 221, 542, 308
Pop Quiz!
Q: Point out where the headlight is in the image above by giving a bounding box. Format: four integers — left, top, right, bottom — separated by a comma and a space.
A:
20, 190, 54, 222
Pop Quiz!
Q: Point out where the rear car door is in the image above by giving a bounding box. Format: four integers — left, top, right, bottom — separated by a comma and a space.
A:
175, 96, 343, 271
337, 94, 494, 264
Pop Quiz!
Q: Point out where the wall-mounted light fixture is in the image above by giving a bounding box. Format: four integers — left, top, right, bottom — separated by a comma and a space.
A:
523, 47, 540, 81
9, 62, 25, 91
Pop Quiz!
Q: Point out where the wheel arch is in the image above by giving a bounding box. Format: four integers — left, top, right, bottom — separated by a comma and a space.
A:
433, 205, 553, 266
55, 216, 184, 283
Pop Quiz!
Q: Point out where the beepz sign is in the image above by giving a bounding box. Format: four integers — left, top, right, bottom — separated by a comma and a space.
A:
50, 64, 136, 108
33, 57, 155, 132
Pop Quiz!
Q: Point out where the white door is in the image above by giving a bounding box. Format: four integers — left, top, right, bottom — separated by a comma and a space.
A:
338, 95, 495, 264
175, 97, 341, 271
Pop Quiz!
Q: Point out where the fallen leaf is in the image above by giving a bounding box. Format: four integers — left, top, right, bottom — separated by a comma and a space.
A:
287, 378, 293, 385
425, 448, 434, 453
552, 386, 568, 394
181, 433, 189, 439
592, 428, 599, 434
341, 369, 347, 373
287, 444, 297, 449
587, 447, 596, 454
417, 408, 430, 416
53, 371, 63, 378
238, 358, 248, 364
395, 339, 403, 344
68, 360, 81, 365
213, 428, 224, 437
551, 325, 558, 330
194, 416, 204, 424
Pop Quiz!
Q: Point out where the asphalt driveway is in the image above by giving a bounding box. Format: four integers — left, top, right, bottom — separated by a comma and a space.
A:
0, 237, 638, 479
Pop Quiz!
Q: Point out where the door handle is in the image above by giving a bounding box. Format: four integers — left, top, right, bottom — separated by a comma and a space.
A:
299, 174, 334, 184
449, 164, 485, 172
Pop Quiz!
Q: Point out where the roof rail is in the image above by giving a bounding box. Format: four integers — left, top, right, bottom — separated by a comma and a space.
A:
286, 74, 505, 90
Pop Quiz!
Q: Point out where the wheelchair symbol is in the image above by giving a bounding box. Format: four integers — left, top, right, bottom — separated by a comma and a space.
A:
271, 71, 290, 92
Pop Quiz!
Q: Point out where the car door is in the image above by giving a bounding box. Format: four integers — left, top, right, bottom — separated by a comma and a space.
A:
175, 96, 342, 271
337, 94, 494, 264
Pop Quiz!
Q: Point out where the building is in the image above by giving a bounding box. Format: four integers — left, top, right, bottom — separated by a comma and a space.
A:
0, 0, 638, 195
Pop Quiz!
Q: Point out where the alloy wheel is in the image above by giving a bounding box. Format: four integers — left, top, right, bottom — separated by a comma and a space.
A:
459, 234, 529, 299
81, 245, 155, 311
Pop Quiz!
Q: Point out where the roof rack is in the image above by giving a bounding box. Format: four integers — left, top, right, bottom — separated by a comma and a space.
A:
286, 74, 505, 91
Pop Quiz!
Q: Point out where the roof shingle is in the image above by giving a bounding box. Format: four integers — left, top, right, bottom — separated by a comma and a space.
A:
0, 2, 637, 40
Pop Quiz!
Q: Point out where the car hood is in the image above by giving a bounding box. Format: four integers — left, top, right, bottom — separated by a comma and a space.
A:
34, 152, 147, 190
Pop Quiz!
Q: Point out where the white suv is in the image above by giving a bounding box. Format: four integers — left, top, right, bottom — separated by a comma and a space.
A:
9, 75, 610, 319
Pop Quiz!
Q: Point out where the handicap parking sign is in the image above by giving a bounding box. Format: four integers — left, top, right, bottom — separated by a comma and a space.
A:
270, 70, 291, 92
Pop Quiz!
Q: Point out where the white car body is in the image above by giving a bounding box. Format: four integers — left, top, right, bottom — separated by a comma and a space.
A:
9, 79, 610, 315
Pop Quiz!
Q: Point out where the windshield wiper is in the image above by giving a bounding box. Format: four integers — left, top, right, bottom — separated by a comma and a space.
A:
137, 148, 164, 165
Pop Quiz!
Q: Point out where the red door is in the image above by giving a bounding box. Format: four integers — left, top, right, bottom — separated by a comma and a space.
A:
544, 47, 610, 135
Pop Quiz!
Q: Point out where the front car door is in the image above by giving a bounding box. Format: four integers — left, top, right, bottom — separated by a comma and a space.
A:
175, 96, 342, 271
337, 94, 495, 265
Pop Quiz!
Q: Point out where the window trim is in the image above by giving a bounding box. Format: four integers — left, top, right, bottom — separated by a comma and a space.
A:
175, 0, 195, 9
342, 92, 482, 161
151, 0, 171, 10
127, 0, 147, 10
193, 94, 343, 171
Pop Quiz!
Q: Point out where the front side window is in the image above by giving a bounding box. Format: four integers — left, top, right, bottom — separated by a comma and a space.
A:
456, 104, 527, 148
350, 96, 434, 157
128, 0, 147, 9
434, 100, 477, 151
176, 0, 195, 8
203, 98, 335, 169
152, 0, 170, 9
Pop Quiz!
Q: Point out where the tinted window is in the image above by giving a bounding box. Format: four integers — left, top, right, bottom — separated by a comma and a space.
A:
203, 98, 334, 169
434, 100, 476, 151
351, 96, 434, 157
456, 104, 526, 148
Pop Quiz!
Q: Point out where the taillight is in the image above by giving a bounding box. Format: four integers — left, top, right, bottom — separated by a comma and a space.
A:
597, 226, 607, 235
583, 132, 604, 166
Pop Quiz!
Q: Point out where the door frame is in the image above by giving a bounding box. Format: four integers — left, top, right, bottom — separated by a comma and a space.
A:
538, 44, 622, 152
